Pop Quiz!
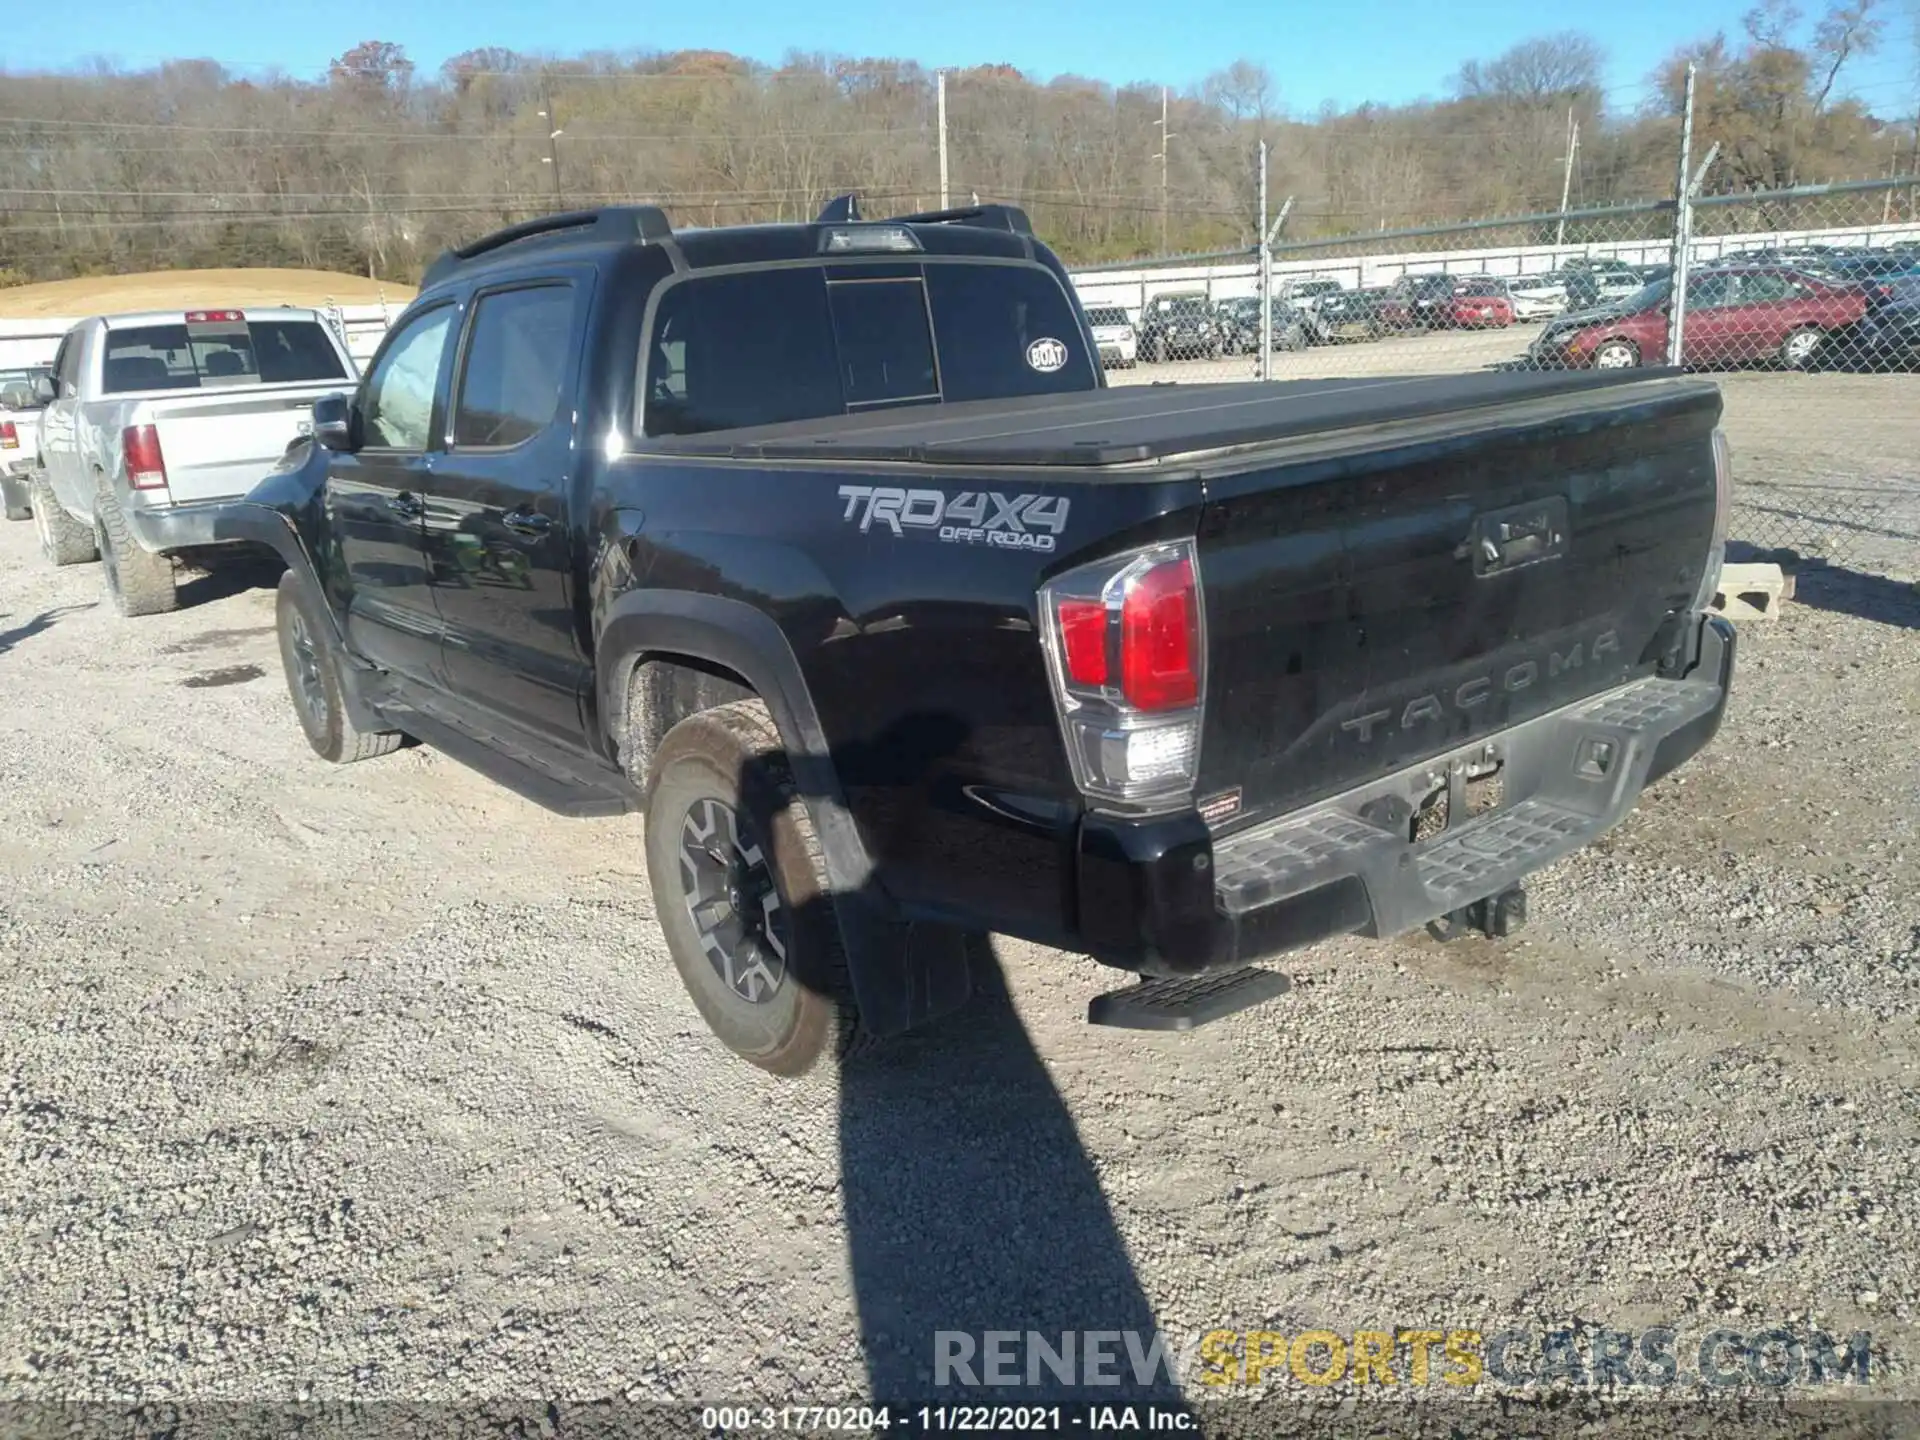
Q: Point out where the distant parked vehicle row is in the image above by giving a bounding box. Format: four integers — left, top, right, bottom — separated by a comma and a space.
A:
1081, 238, 1920, 368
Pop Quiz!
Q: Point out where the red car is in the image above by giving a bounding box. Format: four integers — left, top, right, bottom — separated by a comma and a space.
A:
1532, 265, 1868, 370
1447, 278, 1516, 328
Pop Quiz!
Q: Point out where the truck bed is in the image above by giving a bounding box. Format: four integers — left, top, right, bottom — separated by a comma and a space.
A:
641, 369, 1688, 468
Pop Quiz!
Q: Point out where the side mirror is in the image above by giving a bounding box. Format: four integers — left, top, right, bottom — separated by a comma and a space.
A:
311, 393, 356, 452
0, 381, 33, 410
31, 374, 56, 405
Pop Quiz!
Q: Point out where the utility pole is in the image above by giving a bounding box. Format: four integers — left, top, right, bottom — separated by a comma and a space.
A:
1667, 62, 1698, 368
538, 80, 565, 210
1153, 87, 1174, 254
937, 71, 950, 210
1555, 106, 1580, 248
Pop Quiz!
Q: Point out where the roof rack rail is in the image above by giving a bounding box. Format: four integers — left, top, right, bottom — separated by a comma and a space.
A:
887, 203, 1033, 236
811, 194, 1032, 237
420, 205, 673, 289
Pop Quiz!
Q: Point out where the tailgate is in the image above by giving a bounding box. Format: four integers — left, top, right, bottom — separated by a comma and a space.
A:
1193, 377, 1722, 831
150, 390, 325, 504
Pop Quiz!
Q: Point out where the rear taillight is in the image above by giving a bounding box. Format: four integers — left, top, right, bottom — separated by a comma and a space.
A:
0, 421, 16, 450
1040, 540, 1205, 810
1691, 428, 1733, 615
1120, 554, 1197, 710
122, 424, 168, 490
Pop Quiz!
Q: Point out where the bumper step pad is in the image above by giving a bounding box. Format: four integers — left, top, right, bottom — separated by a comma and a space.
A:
1088, 967, 1292, 1032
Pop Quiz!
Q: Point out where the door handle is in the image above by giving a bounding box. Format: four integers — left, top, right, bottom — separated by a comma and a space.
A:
388, 491, 424, 519
502, 508, 552, 537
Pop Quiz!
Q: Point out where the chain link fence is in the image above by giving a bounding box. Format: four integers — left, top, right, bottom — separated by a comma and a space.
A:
1070, 177, 1920, 578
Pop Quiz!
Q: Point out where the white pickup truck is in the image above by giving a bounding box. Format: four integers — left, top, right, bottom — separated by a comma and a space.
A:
1, 367, 51, 521
30, 308, 359, 616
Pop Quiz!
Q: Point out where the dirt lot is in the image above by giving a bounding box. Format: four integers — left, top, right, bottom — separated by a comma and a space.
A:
1, 380, 1917, 1424
0, 269, 416, 320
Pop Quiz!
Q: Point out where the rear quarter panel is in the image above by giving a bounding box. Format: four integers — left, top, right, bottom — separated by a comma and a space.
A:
595, 453, 1201, 943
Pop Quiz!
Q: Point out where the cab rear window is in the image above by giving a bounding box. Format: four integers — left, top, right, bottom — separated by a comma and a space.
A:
642, 261, 1094, 436
101, 319, 348, 394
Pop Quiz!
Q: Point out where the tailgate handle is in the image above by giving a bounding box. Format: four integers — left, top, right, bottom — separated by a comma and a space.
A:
1469, 497, 1569, 577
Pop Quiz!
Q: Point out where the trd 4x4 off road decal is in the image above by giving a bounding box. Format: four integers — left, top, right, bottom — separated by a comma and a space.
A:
836, 486, 1071, 552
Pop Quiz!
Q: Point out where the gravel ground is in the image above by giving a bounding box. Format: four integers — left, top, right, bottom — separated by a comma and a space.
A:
1, 395, 1917, 1427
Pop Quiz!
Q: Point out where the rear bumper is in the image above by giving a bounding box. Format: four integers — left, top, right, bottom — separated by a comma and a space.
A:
122, 496, 256, 556
1076, 614, 1736, 976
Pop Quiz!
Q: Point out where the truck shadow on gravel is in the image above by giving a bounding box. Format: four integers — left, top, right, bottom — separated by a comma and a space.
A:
1727, 542, 1920, 630
835, 942, 1187, 1412
1783, 564, 1920, 630
173, 554, 286, 612
763, 720, 1188, 1413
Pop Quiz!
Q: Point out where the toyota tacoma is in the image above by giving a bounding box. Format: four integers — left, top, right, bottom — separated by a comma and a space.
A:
226, 199, 1737, 1075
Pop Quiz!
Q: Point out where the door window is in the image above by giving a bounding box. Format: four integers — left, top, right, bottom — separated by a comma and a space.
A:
450, 284, 576, 449
53, 335, 81, 398
1734, 273, 1797, 304
362, 306, 455, 452
1688, 274, 1735, 310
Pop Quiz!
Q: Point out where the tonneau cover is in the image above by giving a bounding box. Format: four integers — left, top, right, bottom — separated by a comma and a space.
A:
641, 368, 1690, 468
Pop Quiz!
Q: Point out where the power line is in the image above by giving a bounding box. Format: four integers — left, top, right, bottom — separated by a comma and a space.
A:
0, 114, 933, 142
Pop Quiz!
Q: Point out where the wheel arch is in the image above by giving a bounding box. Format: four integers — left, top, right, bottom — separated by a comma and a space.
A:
595, 590, 966, 1040
596, 589, 872, 894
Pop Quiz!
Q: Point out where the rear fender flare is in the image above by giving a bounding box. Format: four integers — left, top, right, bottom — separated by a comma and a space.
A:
598, 591, 965, 1039
596, 590, 873, 889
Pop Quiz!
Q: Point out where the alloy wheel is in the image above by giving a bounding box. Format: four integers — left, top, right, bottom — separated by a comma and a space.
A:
677, 797, 788, 1004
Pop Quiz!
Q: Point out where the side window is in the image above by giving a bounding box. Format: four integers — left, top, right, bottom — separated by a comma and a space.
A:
1742, 274, 1795, 304
54, 335, 81, 397
362, 306, 455, 452
451, 285, 575, 449
1689, 275, 1734, 310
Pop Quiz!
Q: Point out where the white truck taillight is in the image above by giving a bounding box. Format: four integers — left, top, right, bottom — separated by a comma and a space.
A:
1039, 538, 1205, 810
0, 420, 16, 450
122, 424, 168, 490
1691, 427, 1732, 614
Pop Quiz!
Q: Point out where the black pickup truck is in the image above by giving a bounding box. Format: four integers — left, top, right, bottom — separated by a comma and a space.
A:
230, 199, 1736, 1076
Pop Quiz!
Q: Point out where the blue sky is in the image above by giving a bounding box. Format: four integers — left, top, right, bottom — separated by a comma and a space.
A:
9, 0, 1917, 116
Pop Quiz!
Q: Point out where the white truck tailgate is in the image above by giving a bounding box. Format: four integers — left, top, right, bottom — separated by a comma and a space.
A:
152, 393, 318, 504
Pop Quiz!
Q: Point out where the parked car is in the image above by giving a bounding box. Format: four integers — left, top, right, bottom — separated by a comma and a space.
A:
1313, 287, 1391, 341
1276, 277, 1346, 339
1381, 274, 1463, 330
1529, 265, 1869, 371
1446, 277, 1517, 328
1820, 251, 1920, 284
1839, 273, 1920, 371
1138, 291, 1224, 363
1083, 304, 1139, 368
0, 366, 51, 521
1215, 296, 1310, 353
228, 200, 1735, 1075
1557, 259, 1645, 310
31, 308, 359, 615
1506, 275, 1568, 322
